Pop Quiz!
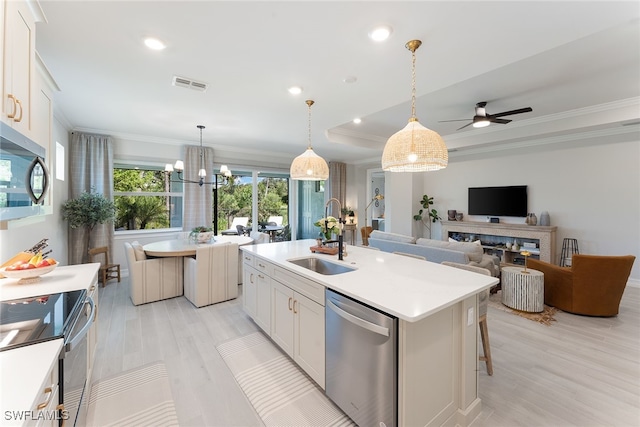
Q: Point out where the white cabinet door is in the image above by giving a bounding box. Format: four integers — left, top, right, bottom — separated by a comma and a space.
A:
2, 0, 36, 135
270, 280, 294, 357
254, 269, 271, 334
294, 291, 325, 389
243, 265, 257, 319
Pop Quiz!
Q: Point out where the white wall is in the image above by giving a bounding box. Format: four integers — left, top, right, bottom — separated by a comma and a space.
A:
419, 140, 640, 283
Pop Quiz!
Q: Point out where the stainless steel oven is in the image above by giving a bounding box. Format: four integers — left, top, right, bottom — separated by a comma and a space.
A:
0, 289, 95, 426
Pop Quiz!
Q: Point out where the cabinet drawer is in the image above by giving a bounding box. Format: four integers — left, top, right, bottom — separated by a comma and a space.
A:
242, 252, 255, 267
272, 265, 325, 306
254, 256, 274, 277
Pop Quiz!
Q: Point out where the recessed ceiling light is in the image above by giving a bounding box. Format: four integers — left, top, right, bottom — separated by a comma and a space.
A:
288, 86, 303, 95
343, 76, 357, 84
144, 37, 166, 50
353, 118, 362, 124
368, 25, 393, 42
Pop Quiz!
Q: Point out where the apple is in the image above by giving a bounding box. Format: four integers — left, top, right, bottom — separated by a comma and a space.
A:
36, 260, 49, 268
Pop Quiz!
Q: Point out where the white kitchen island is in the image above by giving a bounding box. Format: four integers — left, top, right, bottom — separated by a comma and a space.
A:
241, 240, 499, 427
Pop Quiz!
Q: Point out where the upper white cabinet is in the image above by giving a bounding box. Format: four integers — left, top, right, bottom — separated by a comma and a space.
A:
2, 0, 37, 136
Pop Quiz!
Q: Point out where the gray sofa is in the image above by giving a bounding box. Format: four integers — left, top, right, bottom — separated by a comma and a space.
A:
368, 230, 500, 277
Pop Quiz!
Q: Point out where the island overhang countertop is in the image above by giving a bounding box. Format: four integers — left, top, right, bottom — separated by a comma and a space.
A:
241, 239, 499, 322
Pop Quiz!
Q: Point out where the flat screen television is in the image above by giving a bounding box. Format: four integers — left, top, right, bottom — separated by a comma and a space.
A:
468, 185, 528, 217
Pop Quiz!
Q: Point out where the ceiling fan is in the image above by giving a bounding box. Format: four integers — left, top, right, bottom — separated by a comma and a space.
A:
441, 102, 533, 131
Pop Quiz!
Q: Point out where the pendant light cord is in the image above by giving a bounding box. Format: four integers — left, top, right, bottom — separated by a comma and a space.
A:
307, 99, 314, 149
410, 48, 417, 120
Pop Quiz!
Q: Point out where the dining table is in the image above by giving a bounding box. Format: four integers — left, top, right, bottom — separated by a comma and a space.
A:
143, 235, 254, 257
262, 225, 284, 242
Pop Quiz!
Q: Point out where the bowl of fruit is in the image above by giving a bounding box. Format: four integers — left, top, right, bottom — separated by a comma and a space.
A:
0, 253, 58, 282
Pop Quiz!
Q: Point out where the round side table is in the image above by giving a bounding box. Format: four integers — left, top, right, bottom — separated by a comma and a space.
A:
501, 266, 544, 313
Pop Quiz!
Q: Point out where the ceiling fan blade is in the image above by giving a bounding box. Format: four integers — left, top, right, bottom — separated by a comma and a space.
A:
456, 122, 473, 131
438, 119, 470, 122
489, 107, 533, 118
490, 118, 512, 124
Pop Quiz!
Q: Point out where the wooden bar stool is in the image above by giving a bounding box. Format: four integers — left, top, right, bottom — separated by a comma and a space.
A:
88, 246, 121, 287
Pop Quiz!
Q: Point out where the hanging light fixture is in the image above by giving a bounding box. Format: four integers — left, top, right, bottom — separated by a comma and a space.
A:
165, 125, 232, 186
381, 40, 448, 172
290, 100, 329, 181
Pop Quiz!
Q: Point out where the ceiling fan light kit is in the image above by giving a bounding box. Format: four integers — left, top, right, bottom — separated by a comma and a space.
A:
442, 101, 533, 131
382, 39, 448, 172
290, 100, 329, 181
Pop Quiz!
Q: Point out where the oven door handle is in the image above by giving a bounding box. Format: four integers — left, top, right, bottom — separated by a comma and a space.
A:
65, 297, 95, 352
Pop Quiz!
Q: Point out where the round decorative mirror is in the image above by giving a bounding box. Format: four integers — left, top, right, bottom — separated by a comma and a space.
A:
26, 156, 49, 205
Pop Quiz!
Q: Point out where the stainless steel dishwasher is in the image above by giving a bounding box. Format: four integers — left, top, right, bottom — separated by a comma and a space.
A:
325, 288, 397, 427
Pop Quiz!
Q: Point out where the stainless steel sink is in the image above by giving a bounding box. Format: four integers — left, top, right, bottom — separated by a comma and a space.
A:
288, 257, 355, 275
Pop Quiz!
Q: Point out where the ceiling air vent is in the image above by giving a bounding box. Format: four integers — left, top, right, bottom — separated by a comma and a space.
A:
172, 75, 208, 92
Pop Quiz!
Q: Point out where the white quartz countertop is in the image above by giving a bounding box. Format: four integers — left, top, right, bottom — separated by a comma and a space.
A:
242, 240, 499, 322
0, 339, 62, 426
0, 264, 99, 426
0, 263, 99, 301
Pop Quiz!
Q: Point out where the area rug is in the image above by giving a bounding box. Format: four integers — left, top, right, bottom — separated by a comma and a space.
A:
86, 362, 179, 427
489, 291, 558, 326
216, 331, 356, 427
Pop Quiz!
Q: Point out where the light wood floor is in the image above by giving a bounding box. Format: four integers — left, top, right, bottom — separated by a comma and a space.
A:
93, 279, 640, 427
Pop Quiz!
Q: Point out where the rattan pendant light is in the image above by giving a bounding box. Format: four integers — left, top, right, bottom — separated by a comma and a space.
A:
381, 40, 448, 172
290, 100, 329, 180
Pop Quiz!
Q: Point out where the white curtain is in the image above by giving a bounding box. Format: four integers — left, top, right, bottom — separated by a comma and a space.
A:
183, 145, 214, 231
68, 132, 114, 264
326, 162, 346, 217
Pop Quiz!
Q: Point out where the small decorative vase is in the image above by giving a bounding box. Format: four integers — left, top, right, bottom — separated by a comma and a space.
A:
527, 213, 537, 226
455, 212, 463, 221
539, 211, 550, 226
448, 210, 457, 221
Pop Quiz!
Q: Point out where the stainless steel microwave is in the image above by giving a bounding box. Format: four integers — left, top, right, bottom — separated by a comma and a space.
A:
0, 122, 50, 221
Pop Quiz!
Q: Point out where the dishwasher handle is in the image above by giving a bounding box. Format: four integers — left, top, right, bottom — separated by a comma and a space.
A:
327, 299, 389, 337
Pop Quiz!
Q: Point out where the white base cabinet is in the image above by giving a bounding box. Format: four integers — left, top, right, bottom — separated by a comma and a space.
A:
242, 252, 326, 389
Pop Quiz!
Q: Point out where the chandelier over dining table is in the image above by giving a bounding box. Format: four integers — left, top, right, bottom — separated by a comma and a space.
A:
165, 125, 232, 185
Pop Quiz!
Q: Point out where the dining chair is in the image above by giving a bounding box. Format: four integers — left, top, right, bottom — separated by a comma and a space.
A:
184, 242, 239, 308
124, 241, 183, 305
441, 261, 493, 376
88, 246, 121, 287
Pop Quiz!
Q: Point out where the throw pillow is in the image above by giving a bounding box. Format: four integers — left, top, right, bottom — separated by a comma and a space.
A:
131, 241, 147, 261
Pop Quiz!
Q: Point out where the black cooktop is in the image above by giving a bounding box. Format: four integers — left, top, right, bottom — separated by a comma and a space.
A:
0, 289, 86, 351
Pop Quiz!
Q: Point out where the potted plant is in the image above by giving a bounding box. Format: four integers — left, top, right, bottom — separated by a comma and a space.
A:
413, 194, 441, 239
189, 226, 214, 243
62, 191, 116, 262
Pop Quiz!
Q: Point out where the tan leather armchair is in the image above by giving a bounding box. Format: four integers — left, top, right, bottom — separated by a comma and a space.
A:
184, 242, 238, 308
124, 241, 184, 306
528, 254, 635, 317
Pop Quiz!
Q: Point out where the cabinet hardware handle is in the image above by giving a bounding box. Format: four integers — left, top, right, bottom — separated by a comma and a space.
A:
258, 263, 265, 268
258, 274, 264, 279
56, 404, 66, 427
288, 297, 292, 311
36, 386, 54, 409
90, 285, 96, 292
245, 256, 251, 261
293, 299, 298, 314
7, 94, 17, 119
250, 273, 254, 283
14, 98, 22, 122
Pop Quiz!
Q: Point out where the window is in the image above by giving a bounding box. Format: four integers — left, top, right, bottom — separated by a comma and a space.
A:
113, 164, 183, 230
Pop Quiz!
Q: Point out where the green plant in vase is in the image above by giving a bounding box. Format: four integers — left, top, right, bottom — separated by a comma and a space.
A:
314, 216, 341, 241
413, 194, 441, 239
